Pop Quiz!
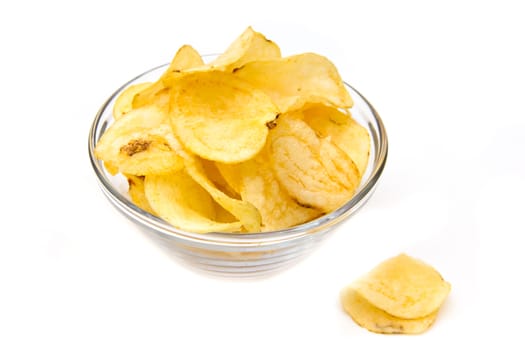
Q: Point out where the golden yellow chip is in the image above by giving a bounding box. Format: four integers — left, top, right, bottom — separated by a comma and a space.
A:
302, 104, 370, 176
132, 45, 204, 110
231, 149, 322, 231
215, 162, 243, 195
103, 161, 119, 176
268, 113, 360, 212
218, 148, 321, 231
201, 159, 240, 199
169, 70, 278, 163
113, 82, 153, 120
94, 105, 184, 176
184, 156, 262, 232
144, 171, 243, 233
125, 174, 155, 215
352, 254, 451, 319
165, 44, 205, 73
208, 26, 281, 72
212, 201, 238, 224
340, 287, 438, 334
233, 53, 353, 112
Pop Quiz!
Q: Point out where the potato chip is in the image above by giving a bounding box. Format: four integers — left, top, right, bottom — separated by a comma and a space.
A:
228, 148, 322, 231
212, 201, 238, 224
103, 160, 119, 176
169, 70, 278, 163
94, 105, 184, 176
150, 88, 171, 112
208, 26, 281, 72
233, 53, 353, 112
201, 159, 240, 199
268, 114, 360, 212
132, 45, 204, 110
352, 254, 451, 319
126, 174, 155, 215
113, 82, 153, 120
302, 104, 370, 176
340, 287, 438, 334
215, 162, 243, 195
144, 171, 243, 233
165, 44, 205, 73
184, 156, 262, 232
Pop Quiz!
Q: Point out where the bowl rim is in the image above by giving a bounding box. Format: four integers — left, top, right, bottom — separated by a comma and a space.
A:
88, 62, 388, 247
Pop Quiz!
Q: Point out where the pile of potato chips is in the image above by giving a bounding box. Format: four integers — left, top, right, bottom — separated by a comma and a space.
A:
94, 26, 370, 233
340, 254, 451, 334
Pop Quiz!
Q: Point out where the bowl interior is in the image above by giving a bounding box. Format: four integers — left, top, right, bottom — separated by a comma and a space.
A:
88, 63, 388, 248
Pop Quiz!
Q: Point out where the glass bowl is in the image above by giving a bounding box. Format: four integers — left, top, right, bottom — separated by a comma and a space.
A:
88, 62, 388, 277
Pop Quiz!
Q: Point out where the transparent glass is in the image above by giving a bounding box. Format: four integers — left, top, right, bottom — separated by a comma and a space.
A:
88, 62, 388, 277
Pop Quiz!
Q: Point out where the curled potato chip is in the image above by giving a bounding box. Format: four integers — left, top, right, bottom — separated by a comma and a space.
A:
103, 160, 119, 176
144, 171, 243, 233
352, 254, 451, 319
201, 159, 240, 199
208, 26, 281, 72
184, 156, 262, 233
113, 82, 153, 120
132, 45, 204, 110
212, 201, 238, 224
233, 53, 353, 112
169, 70, 278, 163
268, 114, 360, 212
125, 174, 155, 215
215, 162, 243, 195
94, 105, 184, 176
340, 287, 438, 334
227, 149, 322, 231
302, 104, 370, 176
165, 44, 205, 73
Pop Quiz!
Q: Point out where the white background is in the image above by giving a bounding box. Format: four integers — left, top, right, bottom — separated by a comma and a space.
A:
1, 0, 524, 348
